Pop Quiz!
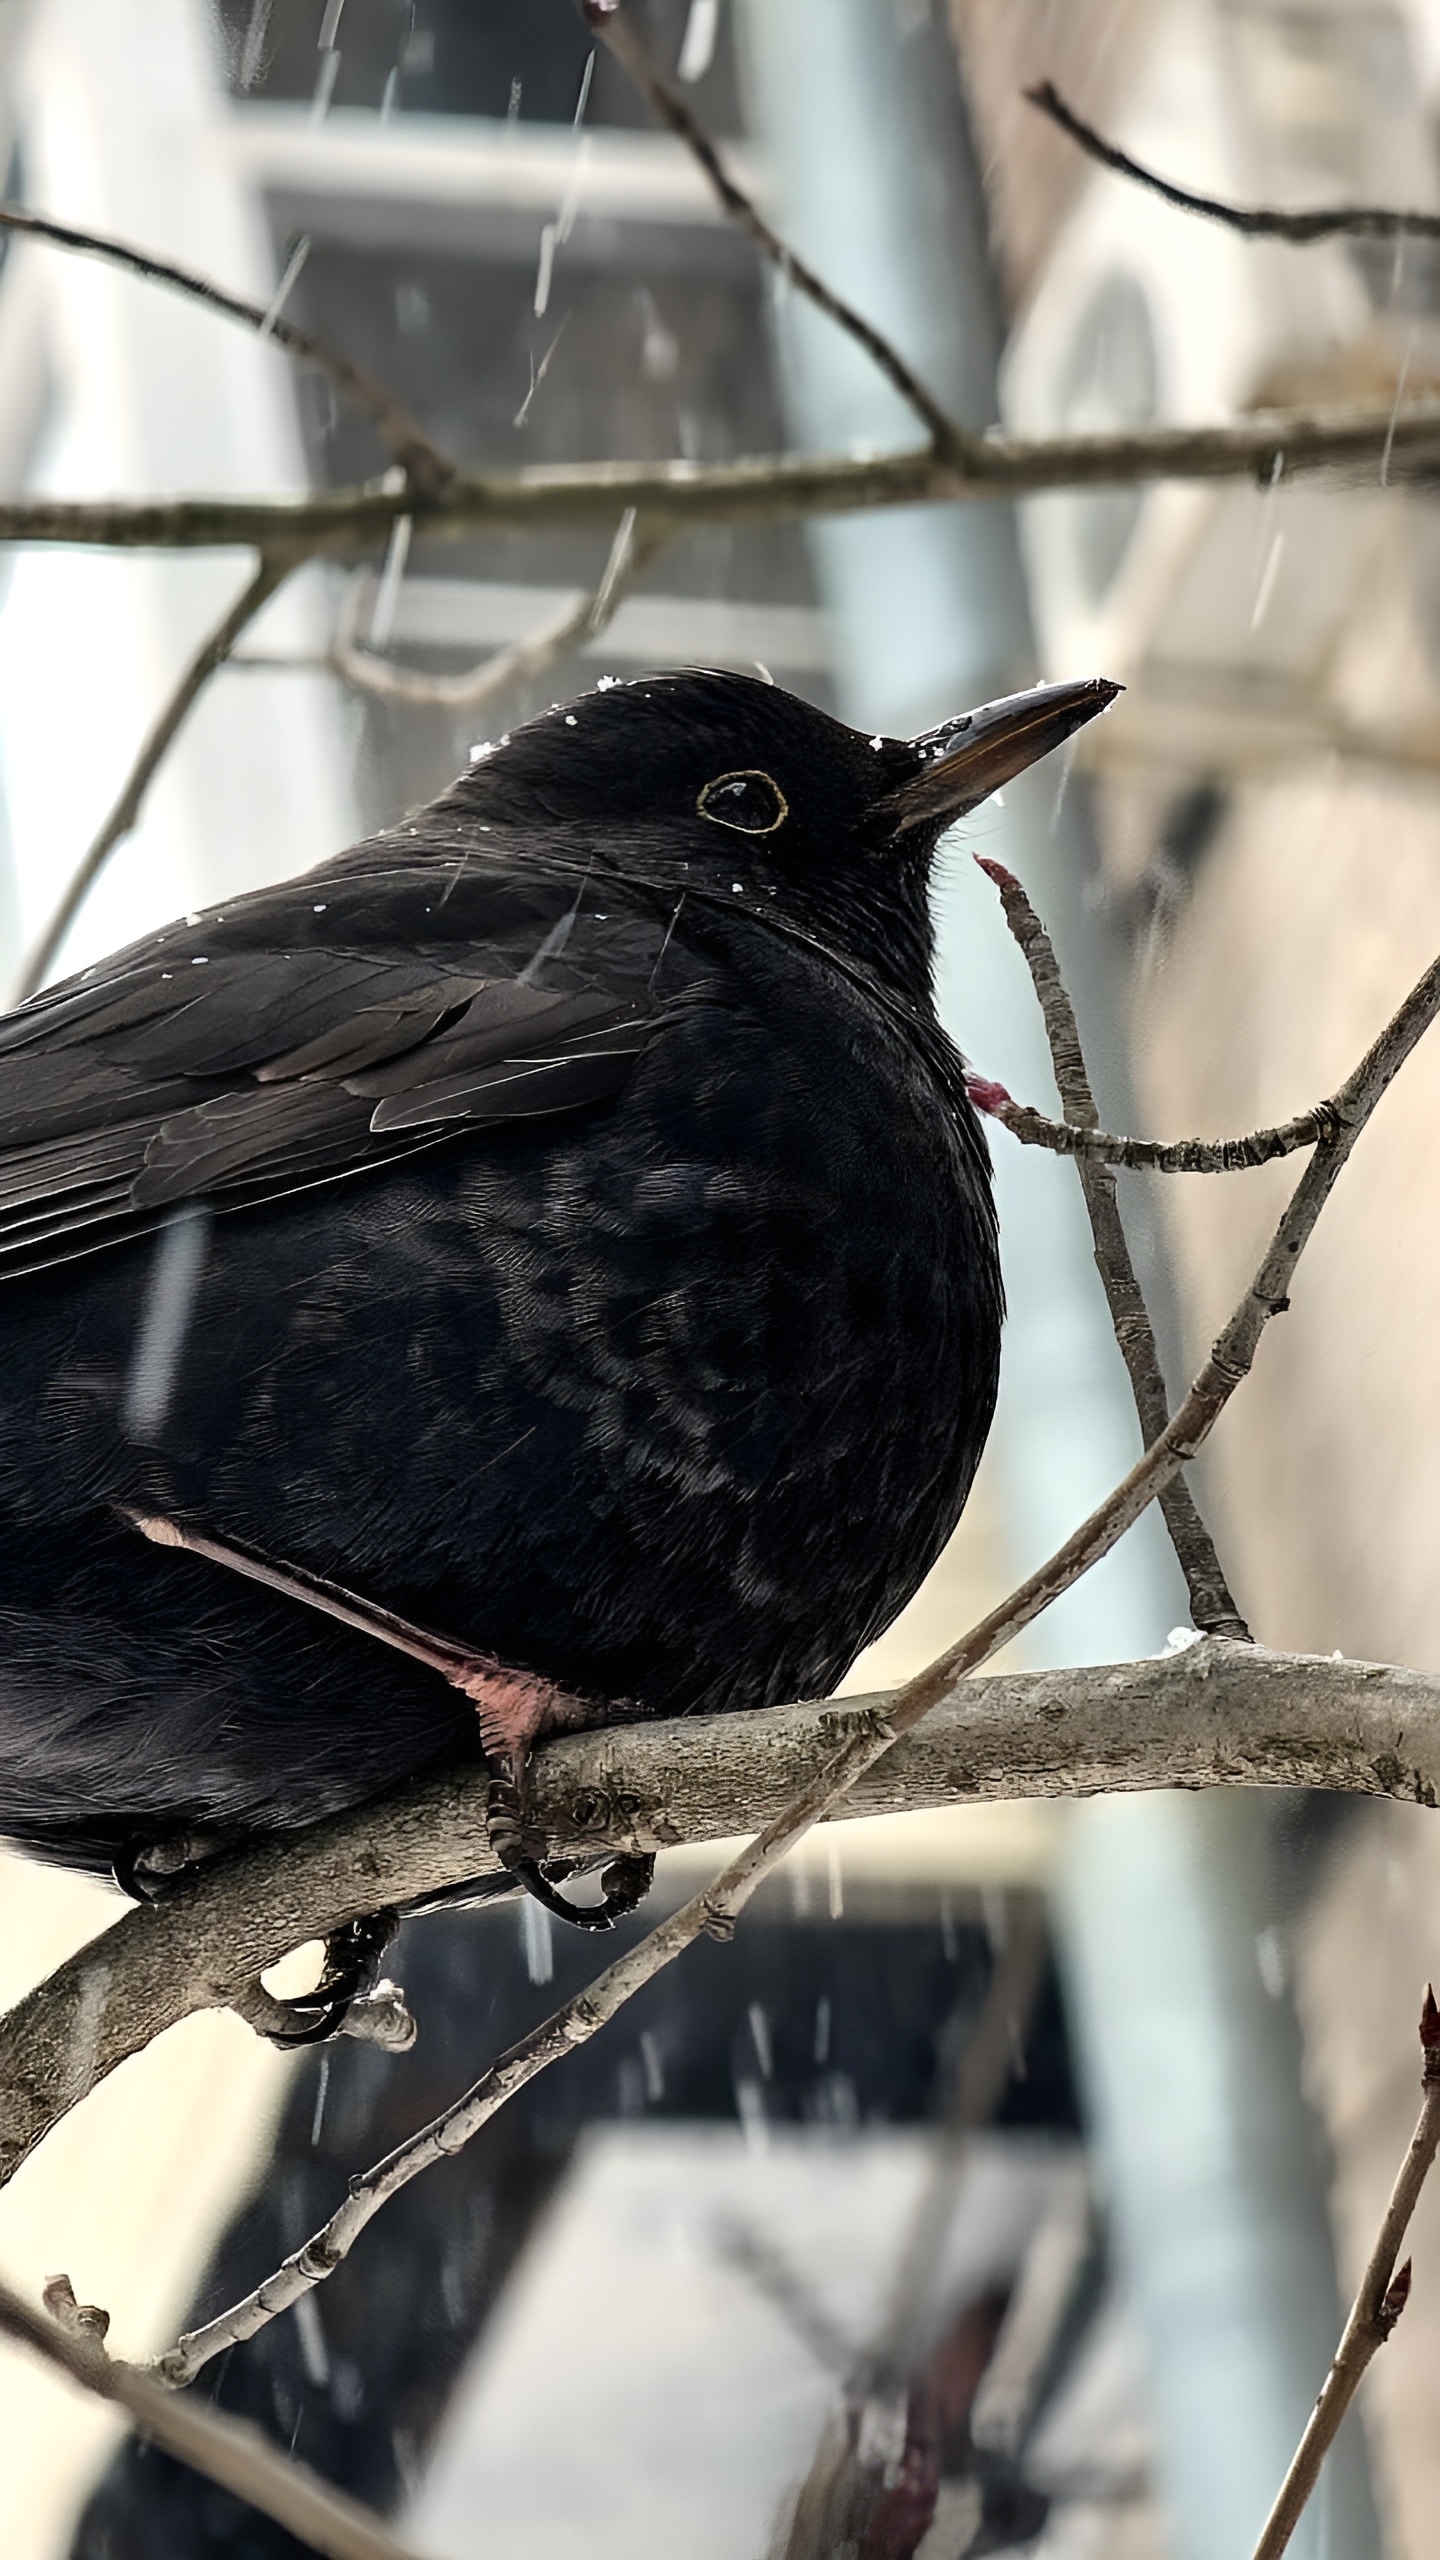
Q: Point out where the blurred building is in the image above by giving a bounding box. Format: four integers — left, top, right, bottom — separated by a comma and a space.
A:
966, 2, 1440, 2553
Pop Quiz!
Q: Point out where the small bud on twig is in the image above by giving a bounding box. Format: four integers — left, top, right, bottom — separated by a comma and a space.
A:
1420, 1983, 1440, 2081
1376, 2260, 1412, 2339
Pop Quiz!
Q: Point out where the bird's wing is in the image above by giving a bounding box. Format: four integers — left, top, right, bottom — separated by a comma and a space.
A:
0, 845, 663, 1275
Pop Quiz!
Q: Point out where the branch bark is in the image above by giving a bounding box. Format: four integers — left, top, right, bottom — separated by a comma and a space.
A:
1, 1642, 1436, 2193
582, 0, 966, 459
1028, 80, 1440, 246
4, 394, 1440, 554
0, 2270, 421, 2560
1251, 1990, 1440, 2560
330, 505, 661, 709
0, 203, 454, 498
969, 1081, 1340, 1175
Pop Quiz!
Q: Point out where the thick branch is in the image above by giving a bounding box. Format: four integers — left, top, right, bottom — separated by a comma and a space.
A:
3, 1641, 1438, 2195
1252, 1991, 1440, 2560
1028, 80, 1440, 246
977, 856, 1247, 1638
12, 551, 294, 1001
0, 2271, 419, 2560
581, 0, 966, 459
0, 202, 454, 497
5, 395, 1440, 553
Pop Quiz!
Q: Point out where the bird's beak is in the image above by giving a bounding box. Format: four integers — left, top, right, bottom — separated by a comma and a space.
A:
881, 676, 1122, 833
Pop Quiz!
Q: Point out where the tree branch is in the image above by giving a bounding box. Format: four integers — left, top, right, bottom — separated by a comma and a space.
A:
967, 1079, 1340, 1174
580, 0, 967, 461
0, 202, 454, 498
976, 855, 1247, 1638
331, 505, 660, 708
3, 393, 1440, 555
1027, 80, 1440, 246
0, 2271, 420, 2560
0, 1643, 1434, 2194
1251, 1990, 1440, 2560
12, 549, 296, 1001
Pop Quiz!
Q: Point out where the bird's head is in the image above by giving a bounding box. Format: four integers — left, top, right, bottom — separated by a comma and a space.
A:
449, 668, 1118, 1004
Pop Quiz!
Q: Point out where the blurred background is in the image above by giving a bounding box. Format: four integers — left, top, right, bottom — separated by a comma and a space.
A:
0, 1, 1438, 2554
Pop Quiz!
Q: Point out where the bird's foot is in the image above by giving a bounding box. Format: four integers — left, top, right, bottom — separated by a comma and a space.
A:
114, 1511, 652, 1937
113, 1829, 230, 1901
115, 1834, 406, 2049
257, 1909, 404, 2049
447, 1658, 655, 1933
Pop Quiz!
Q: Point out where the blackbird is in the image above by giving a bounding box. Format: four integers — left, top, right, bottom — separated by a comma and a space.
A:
0, 668, 1113, 2025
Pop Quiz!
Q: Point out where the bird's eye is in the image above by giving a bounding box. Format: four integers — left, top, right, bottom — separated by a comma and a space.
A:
696, 769, 789, 835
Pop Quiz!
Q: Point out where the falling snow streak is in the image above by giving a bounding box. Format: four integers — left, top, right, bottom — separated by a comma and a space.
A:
123, 1204, 211, 1443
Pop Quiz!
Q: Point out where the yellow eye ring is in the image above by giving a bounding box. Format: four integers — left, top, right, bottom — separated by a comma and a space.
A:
696, 769, 790, 835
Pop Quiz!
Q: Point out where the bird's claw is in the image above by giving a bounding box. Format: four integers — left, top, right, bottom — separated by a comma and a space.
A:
258, 1908, 402, 2047
485, 1755, 654, 1931
112, 1829, 229, 1900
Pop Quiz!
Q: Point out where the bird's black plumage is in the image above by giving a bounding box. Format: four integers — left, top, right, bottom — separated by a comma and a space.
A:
0, 669, 1105, 1879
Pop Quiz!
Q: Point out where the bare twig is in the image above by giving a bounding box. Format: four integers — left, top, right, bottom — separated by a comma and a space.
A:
1028, 80, 1440, 246
151, 938, 1440, 2381
0, 201, 454, 497
0, 2269, 420, 2560
580, 0, 967, 460
1251, 1989, 1440, 2560
976, 855, 1247, 1637
967, 1078, 1340, 1175
6, 395, 1440, 558
13, 550, 295, 1001
777, 1895, 1052, 2559
331, 506, 659, 708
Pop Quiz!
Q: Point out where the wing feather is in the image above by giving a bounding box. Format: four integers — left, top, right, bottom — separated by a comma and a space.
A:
0, 847, 665, 1275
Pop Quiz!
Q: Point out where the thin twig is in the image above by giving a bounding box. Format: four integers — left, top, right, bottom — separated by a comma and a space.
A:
0, 2270, 419, 2560
1251, 1988, 1440, 2560
0, 202, 453, 496
976, 855, 1247, 1637
967, 1079, 1340, 1175
331, 506, 659, 709
1027, 80, 1440, 245
152, 935, 1440, 2384
11, 551, 295, 1002
579, 1, 968, 461
7, 393, 1440, 557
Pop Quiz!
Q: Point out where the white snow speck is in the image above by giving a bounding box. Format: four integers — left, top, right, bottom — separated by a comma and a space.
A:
565, 714, 578, 726
184, 911, 201, 926
192, 955, 208, 966
313, 903, 327, 912
870, 736, 883, 751
731, 882, 744, 893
